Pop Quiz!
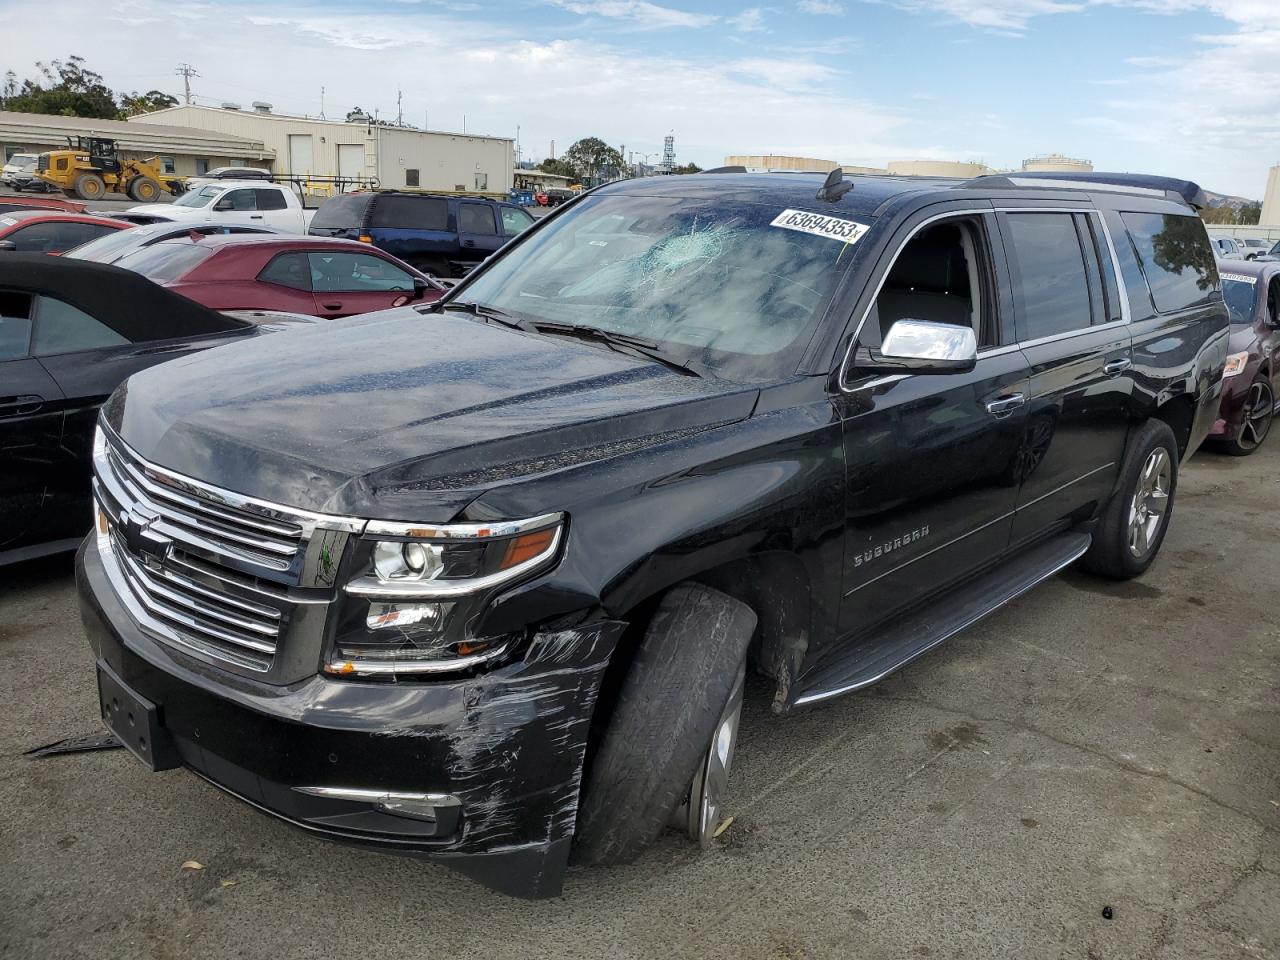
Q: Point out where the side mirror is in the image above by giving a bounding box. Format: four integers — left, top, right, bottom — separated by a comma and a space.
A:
213, 198, 234, 211
0, 240, 16, 252
412, 276, 429, 301
854, 319, 978, 374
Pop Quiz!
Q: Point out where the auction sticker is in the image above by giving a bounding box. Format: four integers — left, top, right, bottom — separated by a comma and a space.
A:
771, 209, 869, 244
1220, 272, 1256, 284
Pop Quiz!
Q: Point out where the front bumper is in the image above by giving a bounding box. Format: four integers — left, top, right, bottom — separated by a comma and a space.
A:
76, 536, 623, 898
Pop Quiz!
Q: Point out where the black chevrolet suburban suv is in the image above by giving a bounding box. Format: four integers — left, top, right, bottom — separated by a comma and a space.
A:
309, 190, 536, 278
78, 169, 1228, 898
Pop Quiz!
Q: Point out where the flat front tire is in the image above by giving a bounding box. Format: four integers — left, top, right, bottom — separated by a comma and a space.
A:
1080, 418, 1178, 580
573, 583, 757, 865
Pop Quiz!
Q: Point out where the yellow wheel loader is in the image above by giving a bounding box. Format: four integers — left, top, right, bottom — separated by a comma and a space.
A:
35, 137, 185, 202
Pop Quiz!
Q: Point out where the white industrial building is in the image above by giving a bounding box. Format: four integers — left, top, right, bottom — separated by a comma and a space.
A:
129, 104, 514, 196
0, 110, 270, 177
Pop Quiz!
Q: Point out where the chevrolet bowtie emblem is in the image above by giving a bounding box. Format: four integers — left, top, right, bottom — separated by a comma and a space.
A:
120, 508, 170, 565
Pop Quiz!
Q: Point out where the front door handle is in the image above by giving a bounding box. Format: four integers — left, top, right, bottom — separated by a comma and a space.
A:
249, 214, 264, 220
985, 393, 1026, 417
1103, 358, 1133, 377
462, 239, 476, 248
322, 302, 343, 310
0, 394, 44, 417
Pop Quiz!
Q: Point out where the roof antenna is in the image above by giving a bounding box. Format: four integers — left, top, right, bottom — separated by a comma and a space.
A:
816, 168, 852, 202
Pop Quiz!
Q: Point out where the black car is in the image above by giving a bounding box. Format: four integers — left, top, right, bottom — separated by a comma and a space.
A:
0, 255, 307, 565
78, 170, 1227, 898
308, 190, 535, 278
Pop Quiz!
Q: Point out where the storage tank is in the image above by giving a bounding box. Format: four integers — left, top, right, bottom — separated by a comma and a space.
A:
886, 159, 991, 178
1021, 153, 1093, 173
1260, 165, 1280, 227
723, 154, 838, 172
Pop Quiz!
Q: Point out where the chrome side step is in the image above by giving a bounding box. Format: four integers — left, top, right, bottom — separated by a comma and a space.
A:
788, 531, 1091, 710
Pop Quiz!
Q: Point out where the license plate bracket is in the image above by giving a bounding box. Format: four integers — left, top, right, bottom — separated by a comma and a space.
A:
96, 662, 181, 772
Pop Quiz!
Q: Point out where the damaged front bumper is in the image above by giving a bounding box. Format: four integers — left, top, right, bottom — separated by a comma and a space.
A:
76, 536, 624, 898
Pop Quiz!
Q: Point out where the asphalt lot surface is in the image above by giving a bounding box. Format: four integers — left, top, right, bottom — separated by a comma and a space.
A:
2, 442, 1278, 959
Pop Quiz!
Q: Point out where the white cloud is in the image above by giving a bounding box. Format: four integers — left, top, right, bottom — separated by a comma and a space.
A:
552, 0, 717, 29
798, 0, 844, 13
728, 7, 767, 31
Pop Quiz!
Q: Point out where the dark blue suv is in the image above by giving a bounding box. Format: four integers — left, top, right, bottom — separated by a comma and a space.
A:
308, 191, 536, 278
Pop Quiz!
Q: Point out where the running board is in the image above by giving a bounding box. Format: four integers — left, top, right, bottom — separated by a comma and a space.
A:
788, 531, 1091, 711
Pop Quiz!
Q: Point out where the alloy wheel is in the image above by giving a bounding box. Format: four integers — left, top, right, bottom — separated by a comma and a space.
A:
673, 659, 746, 847
1127, 447, 1171, 558
1237, 381, 1275, 452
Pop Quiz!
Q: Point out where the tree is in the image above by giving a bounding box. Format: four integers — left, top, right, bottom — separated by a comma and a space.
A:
564, 137, 624, 180
119, 89, 178, 117
1238, 203, 1261, 226
1, 56, 119, 119
672, 162, 702, 175
538, 157, 577, 179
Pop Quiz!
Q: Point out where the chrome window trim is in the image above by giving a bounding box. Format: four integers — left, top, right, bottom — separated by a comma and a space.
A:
364, 511, 563, 540
837, 205, 1129, 392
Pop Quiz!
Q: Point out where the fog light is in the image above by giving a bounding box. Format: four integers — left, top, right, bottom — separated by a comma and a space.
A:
365, 602, 446, 631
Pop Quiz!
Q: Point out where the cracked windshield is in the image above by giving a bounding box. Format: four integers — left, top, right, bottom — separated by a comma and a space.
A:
459, 195, 863, 378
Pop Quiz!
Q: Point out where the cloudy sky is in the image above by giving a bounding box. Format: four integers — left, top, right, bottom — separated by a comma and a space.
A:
1, 0, 1276, 196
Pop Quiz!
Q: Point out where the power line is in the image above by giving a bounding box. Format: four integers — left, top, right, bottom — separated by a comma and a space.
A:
175, 63, 200, 105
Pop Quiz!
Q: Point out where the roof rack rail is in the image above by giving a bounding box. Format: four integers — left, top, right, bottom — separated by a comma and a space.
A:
961, 171, 1208, 210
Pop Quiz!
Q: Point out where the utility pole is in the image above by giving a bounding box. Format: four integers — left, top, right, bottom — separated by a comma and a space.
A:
396, 86, 403, 126
320, 85, 326, 120
516, 124, 521, 166
175, 63, 200, 105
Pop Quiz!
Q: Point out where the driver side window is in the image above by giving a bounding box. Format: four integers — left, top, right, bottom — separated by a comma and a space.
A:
870, 218, 996, 349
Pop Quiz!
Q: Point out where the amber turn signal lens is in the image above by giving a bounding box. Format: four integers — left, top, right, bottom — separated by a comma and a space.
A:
357, 234, 373, 244
500, 529, 556, 570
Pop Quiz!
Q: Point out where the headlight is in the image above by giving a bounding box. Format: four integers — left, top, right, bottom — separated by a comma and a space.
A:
1224, 351, 1249, 378
325, 513, 564, 678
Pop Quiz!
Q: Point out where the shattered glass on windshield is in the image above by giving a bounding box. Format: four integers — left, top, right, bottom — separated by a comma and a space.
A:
458, 195, 866, 379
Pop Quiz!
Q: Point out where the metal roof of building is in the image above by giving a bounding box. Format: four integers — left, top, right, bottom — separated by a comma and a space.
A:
0, 110, 272, 159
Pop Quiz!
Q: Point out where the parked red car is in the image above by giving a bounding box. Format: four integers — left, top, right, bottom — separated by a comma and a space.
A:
0, 210, 127, 254
1210, 259, 1280, 455
0, 194, 89, 216
112, 234, 446, 318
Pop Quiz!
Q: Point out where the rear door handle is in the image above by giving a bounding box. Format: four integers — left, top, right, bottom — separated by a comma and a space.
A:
985, 393, 1026, 417
322, 302, 343, 310
0, 394, 44, 417
249, 214, 264, 220
462, 239, 476, 248
1103, 358, 1133, 377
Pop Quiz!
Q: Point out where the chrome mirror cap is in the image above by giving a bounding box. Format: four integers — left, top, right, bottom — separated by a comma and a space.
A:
880, 319, 978, 363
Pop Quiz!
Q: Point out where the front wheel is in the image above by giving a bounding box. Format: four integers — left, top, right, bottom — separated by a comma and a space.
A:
1223, 376, 1275, 456
573, 583, 757, 865
1080, 418, 1178, 580
127, 176, 162, 202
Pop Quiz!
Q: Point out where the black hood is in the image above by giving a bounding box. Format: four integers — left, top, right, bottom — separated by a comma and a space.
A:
106, 310, 758, 520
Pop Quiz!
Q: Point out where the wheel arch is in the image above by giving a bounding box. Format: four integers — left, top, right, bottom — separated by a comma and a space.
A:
1150, 392, 1197, 461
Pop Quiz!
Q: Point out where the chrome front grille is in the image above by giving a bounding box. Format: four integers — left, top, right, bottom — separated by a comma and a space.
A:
101, 440, 303, 571
92, 425, 363, 675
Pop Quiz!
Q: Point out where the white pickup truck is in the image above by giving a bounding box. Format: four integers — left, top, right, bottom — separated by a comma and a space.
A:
127, 180, 315, 234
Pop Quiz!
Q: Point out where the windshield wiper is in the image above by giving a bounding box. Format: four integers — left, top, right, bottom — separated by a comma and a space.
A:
531, 322, 702, 378
436, 300, 533, 331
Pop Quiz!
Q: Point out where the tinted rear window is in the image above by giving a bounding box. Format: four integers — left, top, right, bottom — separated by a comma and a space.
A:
115, 242, 215, 281
1004, 212, 1094, 340
311, 193, 372, 230
371, 195, 449, 230
1120, 212, 1217, 313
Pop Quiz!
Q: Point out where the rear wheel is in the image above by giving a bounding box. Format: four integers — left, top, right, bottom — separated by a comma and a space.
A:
1223, 376, 1274, 456
127, 176, 162, 202
1079, 419, 1178, 580
573, 583, 757, 865
73, 173, 106, 201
